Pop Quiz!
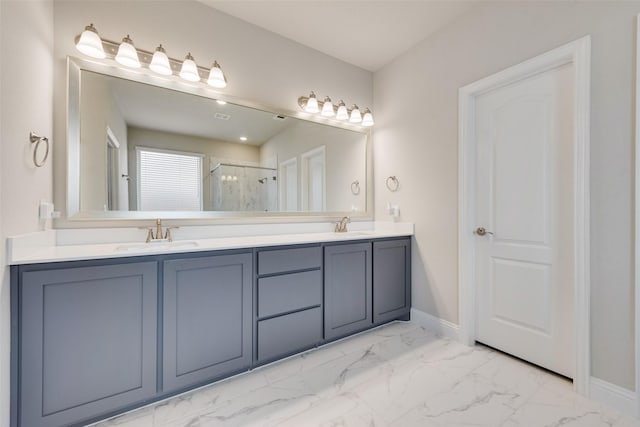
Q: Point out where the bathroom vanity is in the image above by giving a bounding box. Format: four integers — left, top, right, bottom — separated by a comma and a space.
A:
10, 231, 411, 427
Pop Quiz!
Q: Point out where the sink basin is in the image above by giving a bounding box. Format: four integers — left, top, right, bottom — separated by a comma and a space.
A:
116, 241, 199, 253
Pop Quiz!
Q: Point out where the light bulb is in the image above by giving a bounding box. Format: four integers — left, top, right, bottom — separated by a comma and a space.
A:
349, 105, 362, 123
149, 44, 172, 75
321, 96, 334, 117
207, 61, 227, 88
304, 91, 320, 113
179, 53, 200, 82
361, 108, 374, 127
115, 35, 141, 68
336, 100, 349, 120
76, 24, 105, 59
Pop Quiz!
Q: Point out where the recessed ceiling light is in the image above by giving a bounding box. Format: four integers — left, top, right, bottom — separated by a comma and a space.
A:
216, 100, 227, 105
240, 136, 247, 141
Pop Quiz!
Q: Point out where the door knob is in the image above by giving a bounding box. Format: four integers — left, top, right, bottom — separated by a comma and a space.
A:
474, 227, 494, 236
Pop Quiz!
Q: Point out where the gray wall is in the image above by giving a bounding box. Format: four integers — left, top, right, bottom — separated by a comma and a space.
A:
79, 70, 128, 212
0, 2, 55, 426
373, 1, 639, 390
260, 121, 367, 212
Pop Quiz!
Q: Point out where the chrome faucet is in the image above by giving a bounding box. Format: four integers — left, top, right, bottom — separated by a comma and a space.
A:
144, 219, 178, 243
335, 216, 351, 233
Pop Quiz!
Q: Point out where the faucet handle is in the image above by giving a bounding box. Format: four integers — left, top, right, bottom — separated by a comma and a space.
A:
144, 228, 154, 243
164, 226, 179, 242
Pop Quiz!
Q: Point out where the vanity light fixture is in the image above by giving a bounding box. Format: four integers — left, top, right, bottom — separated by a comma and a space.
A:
298, 93, 373, 126
76, 24, 106, 58
304, 91, 320, 113
349, 105, 362, 123
149, 44, 172, 75
74, 24, 230, 89
335, 100, 349, 121
115, 35, 141, 68
361, 108, 375, 127
179, 53, 200, 82
321, 96, 335, 117
207, 61, 227, 88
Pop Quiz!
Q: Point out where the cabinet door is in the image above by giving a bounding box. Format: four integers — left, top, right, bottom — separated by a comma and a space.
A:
324, 242, 372, 340
163, 253, 252, 392
373, 238, 411, 324
20, 262, 158, 427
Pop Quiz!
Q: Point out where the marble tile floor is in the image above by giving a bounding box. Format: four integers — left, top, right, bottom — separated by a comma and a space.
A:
93, 321, 640, 427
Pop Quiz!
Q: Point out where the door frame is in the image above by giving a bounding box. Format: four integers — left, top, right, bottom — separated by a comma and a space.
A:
458, 36, 591, 395
634, 14, 640, 418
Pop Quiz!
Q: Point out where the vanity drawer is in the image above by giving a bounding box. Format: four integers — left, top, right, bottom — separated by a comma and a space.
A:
258, 270, 322, 318
257, 307, 323, 362
257, 246, 321, 275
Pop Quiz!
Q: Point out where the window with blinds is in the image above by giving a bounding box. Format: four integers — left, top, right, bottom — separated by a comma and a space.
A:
137, 148, 203, 211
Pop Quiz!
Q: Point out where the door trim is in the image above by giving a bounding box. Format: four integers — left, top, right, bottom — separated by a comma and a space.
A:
458, 36, 591, 395
634, 14, 640, 418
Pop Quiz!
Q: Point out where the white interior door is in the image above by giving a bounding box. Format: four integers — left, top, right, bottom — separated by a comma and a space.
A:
475, 63, 575, 378
279, 157, 298, 211
301, 146, 326, 211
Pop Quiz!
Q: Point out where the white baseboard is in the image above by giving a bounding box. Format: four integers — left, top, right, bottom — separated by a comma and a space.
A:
590, 377, 637, 418
410, 308, 460, 341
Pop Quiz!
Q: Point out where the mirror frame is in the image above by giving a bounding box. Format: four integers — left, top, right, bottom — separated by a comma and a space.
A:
66, 56, 372, 222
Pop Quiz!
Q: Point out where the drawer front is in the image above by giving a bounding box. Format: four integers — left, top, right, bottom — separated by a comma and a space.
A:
258, 246, 321, 275
257, 307, 322, 362
258, 270, 322, 318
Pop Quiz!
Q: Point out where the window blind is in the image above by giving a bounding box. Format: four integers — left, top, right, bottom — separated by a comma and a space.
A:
138, 149, 203, 211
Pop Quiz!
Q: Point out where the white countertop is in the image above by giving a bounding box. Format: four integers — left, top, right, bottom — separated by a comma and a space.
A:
7, 222, 413, 265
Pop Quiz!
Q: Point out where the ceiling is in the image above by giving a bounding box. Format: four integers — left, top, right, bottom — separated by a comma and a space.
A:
87, 71, 291, 145
200, 1, 477, 72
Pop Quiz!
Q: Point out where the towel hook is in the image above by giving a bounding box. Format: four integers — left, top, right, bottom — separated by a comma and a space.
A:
386, 175, 399, 192
30, 131, 50, 167
351, 180, 360, 195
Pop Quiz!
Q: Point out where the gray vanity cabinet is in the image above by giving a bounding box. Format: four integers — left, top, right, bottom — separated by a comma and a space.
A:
162, 252, 252, 393
373, 238, 411, 325
18, 261, 158, 427
255, 245, 323, 363
324, 242, 372, 340
12, 236, 412, 427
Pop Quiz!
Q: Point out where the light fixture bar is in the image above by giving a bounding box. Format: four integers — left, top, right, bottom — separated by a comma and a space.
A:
298, 95, 373, 127
76, 35, 226, 85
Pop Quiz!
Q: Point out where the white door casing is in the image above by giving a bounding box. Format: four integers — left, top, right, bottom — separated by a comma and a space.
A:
459, 36, 590, 394
635, 13, 640, 418
475, 64, 574, 378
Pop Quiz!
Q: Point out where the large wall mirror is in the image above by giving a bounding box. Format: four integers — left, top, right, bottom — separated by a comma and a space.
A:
67, 57, 370, 220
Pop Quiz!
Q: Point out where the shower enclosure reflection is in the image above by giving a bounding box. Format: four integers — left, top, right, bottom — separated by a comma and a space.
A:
210, 163, 277, 211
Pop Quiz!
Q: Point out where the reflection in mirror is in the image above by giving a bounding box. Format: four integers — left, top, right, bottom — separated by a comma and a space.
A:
75, 67, 367, 217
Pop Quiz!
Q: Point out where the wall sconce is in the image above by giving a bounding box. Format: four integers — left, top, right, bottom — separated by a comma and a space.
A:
348, 105, 362, 123
298, 93, 374, 127
304, 91, 320, 113
74, 24, 228, 88
76, 24, 106, 58
149, 44, 171, 75
115, 35, 141, 68
179, 53, 200, 82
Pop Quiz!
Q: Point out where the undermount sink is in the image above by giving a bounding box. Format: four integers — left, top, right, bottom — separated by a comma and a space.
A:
116, 241, 199, 253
